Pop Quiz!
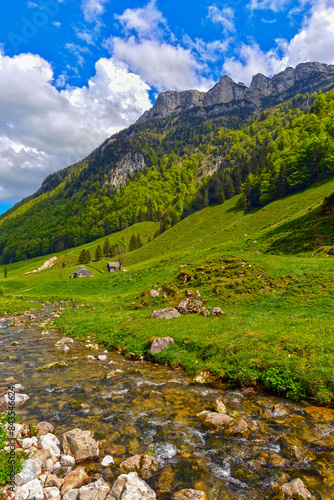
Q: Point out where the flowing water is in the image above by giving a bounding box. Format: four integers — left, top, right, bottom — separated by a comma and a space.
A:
1, 305, 334, 499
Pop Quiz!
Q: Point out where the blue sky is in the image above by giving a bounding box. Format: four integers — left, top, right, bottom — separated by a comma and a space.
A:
0, 0, 334, 213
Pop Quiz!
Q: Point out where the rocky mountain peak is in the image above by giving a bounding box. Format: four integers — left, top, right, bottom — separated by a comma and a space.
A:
136, 61, 334, 125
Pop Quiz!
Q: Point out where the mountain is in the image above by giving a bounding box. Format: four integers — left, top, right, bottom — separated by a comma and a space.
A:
0, 61, 334, 264
137, 62, 334, 124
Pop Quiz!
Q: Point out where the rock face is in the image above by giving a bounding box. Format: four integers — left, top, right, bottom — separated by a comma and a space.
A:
120, 454, 159, 479
151, 308, 181, 319
137, 62, 334, 124
106, 151, 146, 190
149, 336, 175, 354
276, 478, 315, 499
108, 472, 156, 500
61, 428, 99, 463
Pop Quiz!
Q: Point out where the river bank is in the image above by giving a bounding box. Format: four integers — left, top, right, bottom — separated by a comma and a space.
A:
1, 303, 334, 499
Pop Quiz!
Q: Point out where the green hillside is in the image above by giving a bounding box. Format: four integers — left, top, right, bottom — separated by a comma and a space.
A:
1, 86, 334, 264
1, 178, 333, 403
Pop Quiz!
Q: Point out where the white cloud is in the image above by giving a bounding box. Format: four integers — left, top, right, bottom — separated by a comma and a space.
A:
0, 52, 151, 201
248, 0, 293, 12
81, 0, 110, 22
65, 43, 90, 66
108, 36, 209, 91
115, 0, 166, 38
208, 6, 235, 33
183, 36, 230, 62
223, 2, 334, 84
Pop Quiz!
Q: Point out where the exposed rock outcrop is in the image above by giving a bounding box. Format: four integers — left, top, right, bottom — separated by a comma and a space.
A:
106, 151, 146, 190
137, 62, 334, 124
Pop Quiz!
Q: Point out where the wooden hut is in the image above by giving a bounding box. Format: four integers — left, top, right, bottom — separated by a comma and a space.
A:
70, 266, 94, 279
107, 262, 122, 273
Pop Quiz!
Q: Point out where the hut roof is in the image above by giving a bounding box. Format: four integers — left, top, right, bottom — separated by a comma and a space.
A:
107, 262, 122, 268
70, 266, 94, 278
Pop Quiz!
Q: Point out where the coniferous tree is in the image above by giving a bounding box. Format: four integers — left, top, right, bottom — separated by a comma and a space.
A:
86, 250, 91, 263
78, 249, 87, 264
95, 245, 102, 261
103, 238, 111, 257
136, 234, 143, 248
129, 234, 137, 251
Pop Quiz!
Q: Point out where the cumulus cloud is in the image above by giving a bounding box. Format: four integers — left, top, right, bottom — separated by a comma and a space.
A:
115, 0, 166, 38
0, 52, 151, 201
208, 6, 235, 33
223, 2, 334, 84
81, 0, 110, 22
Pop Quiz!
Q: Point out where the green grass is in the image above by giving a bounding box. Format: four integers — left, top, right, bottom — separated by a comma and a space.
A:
0, 414, 24, 488
0, 178, 333, 403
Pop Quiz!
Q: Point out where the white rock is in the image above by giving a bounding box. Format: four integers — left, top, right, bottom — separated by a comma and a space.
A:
52, 462, 62, 474
15, 479, 44, 500
62, 489, 79, 500
78, 478, 110, 500
45, 459, 55, 472
101, 455, 114, 467
38, 433, 61, 458
5, 422, 30, 439
4, 392, 30, 407
98, 355, 107, 361
15, 459, 42, 486
108, 472, 156, 500
86, 355, 95, 360
13, 383, 26, 392
60, 455, 76, 467
21, 437, 38, 449
103, 350, 108, 353
39, 474, 47, 487
43, 487, 61, 500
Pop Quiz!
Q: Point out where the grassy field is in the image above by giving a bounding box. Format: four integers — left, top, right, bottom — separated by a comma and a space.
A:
1, 178, 333, 403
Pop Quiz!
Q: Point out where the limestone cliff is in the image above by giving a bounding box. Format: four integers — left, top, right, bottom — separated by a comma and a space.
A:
137, 62, 334, 124
105, 151, 146, 189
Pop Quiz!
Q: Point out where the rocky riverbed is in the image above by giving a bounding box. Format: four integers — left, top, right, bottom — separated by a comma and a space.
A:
1, 303, 334, 499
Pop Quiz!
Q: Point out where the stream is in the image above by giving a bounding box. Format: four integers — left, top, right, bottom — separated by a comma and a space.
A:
1, 304, 334, 499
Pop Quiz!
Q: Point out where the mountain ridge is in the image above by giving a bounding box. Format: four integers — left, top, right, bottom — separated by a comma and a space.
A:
137, 61, 334, 124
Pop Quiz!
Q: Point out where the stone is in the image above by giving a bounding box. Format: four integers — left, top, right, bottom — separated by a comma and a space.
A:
6, 422, 30, 439
62, 490, 79, 500
225, 419, 251, 438
61, 467, 90, 495
105, 370, 123, 379
149, 290, 159, 298
15, 479, 44, 500
119, 454, 159, 479
15, 459, 42, 486
35, 421, 55, 438
12, 383, 25, 392
43, 487, 61, 500
78, 478, 110, 500
52, 461, 62, 474
39, 361, 68, 370
98, 355, 107, 361
3, 392, 30, 407
178, 298, 203, 314
45, 473, 64, 489
276, 478, 315, 499
200, 412, 233, 431
213, 399, 227, 414
107, 472, 156, 499
149, 336, 175, 355
172, 489, 208, 500
192, 370, 217, 385
60, 455, 76, 467
151, 308, 181, 319
278, 436, 303, 461
61, 428, 99, 463
21, 437, 38, 449
211, 307, 225, 316
29, 449, 52, 464
38, 433, 61, 458
200, 309, 210, 316
101, 455, 114, 467
55, 337, 74, 346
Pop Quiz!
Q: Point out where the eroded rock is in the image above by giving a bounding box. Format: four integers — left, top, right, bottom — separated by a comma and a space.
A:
151, 308, 181, 319
107, 472, 156, 499
61, 428, 99, 463
78, 478, 110, 500
61, 467, 90, 495
149, 337, 175, 355
35, 421, 55, 438
120, 454, 159, 479
276, 478, 315, 499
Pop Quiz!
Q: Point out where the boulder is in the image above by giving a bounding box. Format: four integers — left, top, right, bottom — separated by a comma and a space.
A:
151, 308, 181, 319
3, 392, 30, 407
149, 337, 175, 355
172, 489, 208, 500
178, 298, 203, 314
45, 473, 64, 489
119, 454, 159, 479
38, 433, 61, 458
35, 421, 55, 438
276, 478, 315, 499
6, 422, 30, 439
60, 455, 76, 467
15, 459, 42, 486
78, 478, 110, 500
62, 490, 79, 500
43, 487, 61, 500
107, 472, 156, 499
61, 467, 90, 495
200, 412, 233, 431
15, 479, 44, 500
225, 419, 251, 438
213, 399, 227, 414
211, 307, 225, 316
61, 428, 99, 463
200, 309, 210, 316
101, 455, 114, 467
